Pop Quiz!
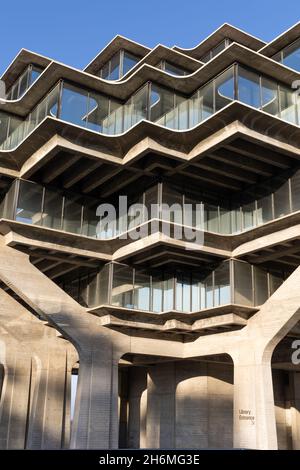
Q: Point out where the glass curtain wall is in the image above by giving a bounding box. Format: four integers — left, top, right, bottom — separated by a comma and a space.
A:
6, 65, 43, 100
157, 60, 189, 76
200, 39, 232, 63
273, 38, 300, 72
98, 50, 140, 80
1, 174, 300, 238
1, 64, 299, 150
61, 259, 286, 312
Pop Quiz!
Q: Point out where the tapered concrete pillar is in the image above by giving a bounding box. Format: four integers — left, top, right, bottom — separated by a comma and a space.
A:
127, 367, 147, 449
0, 288, 77, 449
70, 345, 120, 449
0, 242, 130, 449
175, 361, 209, 449
146, 363, 175, 448
0, 333, 32, 449
232, 349, 277, 449
26, 348, 75, 449
290, 371, 300, 449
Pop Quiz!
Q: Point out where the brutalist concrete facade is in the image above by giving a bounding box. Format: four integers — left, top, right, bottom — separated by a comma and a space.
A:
0, 22, 300, 450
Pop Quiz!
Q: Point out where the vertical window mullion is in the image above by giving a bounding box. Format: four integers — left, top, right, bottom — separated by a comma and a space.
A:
120, 50, 124, 79
40, 187, 45, 226
61, 196, 65, 231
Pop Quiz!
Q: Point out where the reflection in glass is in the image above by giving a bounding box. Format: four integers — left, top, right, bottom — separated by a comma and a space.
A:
254, 266, 268, 305
134, 271, 150, 310
112, 263, 134, 308
63, 196, 83, 234
238, 67, 260, 108
60, 84, 88, 127
261, 78, 278, 116
282, 38, 300, 72
16, 181, 43, 225
42, 188, 63, 230
273, 177, 291, 219
215, 67, 234, 111
234, 261, 253, 306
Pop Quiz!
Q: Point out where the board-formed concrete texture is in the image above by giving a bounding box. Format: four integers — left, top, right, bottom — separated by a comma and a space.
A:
0, 21, 300, 450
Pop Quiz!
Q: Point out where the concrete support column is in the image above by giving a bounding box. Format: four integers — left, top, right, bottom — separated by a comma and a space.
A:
70, 345, 120, 449
26, 349, 71, 449
175, 361, 208, 449
127, 367, 147, 449
232, 349, 277, 450
146, 363, 175, 448
290, 371, 300, 449
0, 346, 32, 449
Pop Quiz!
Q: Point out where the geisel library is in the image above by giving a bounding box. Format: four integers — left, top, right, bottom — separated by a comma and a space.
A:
0, 21, 300, 451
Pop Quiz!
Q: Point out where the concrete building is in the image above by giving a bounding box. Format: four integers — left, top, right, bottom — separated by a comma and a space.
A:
0, 22, 300, 450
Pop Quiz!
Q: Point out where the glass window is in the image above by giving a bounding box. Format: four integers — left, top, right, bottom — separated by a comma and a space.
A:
150, 84, 174, 124
200, 52, 211, 63
256, 194, 273, 224
16, 181, 43, 225
214, 262, 231, 306
162, 184, 183, 225
134, 270, 150, 310
87, 271, 100, 307
279, 85, 297, 124
230, 205, 242, 233
0, 113, 10, 145
205, 204, 219, 232
215, 67, 235, 111
123, 51, 139, 76
42, 188, 63, 230
282, 38, 300, 72
82, 204, 99, 238
219, 205, 231, 234
176, 95, 189, 130
291, 169, 300, 212
242, 200, 256, 230
254, 267, 268, 305
176, 272, 191, 312
162, 274, 174, 311
211, 40, 227, 58
124, 84, 148, 130
63, 195, 83, 234
145, 184, 159, 220
111, 263, 134, 308
200, 81, 214, 119
6, 65, 42, 101
46, 81, 60, 118
273, 177, 291, 219
152, 273, 163, 312
60, 84, 88, 127
99, 264, 110, 305
164, 62, 188, 76
189, 91, 201, 127
238, 67, 261, 108
261, 78, 279, 116
101, 62, 110, 80
233, 260, 253, 306
109, 52, 121, 80
30, 66, 42, 85
205, 273, 214, 308
0, 181, 18, 220
191, 275, 202, 311
18, 69, 30, 98
86, 92, 110, 132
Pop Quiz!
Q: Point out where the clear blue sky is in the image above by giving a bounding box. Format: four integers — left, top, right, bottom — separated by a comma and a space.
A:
1, 0, 299, 74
